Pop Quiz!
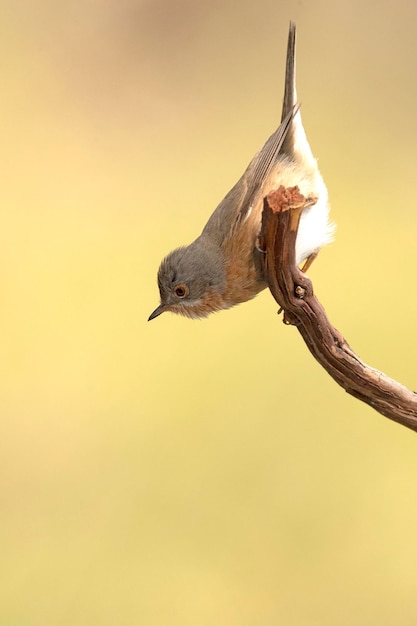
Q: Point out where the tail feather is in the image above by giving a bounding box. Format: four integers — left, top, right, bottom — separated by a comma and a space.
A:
281, 22, 297, 124
280, 22, 316, 169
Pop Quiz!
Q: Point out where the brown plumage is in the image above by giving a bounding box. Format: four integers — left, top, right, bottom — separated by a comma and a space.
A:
149, 22, 334, 321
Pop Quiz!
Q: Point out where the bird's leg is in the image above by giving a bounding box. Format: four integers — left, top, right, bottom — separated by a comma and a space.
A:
300, 250, 318, 273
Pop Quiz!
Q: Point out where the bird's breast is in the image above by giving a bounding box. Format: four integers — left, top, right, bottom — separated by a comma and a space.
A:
220, 201, 266, 306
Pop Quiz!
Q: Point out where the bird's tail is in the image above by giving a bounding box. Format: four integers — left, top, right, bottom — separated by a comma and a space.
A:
280, 22, 316, 170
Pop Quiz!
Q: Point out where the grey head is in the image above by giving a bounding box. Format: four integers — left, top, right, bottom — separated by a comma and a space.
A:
148, 237, 227, 320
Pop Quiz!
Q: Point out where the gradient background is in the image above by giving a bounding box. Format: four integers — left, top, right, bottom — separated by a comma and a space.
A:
2, 1, 417, 624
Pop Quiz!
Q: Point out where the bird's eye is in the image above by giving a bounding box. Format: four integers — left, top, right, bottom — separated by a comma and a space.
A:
174, 284, 188, 298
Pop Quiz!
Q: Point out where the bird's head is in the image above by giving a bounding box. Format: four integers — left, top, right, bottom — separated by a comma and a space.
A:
148, 239, 227, 320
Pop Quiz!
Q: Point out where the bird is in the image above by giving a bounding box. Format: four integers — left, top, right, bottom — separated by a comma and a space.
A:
148, 22, 334, 321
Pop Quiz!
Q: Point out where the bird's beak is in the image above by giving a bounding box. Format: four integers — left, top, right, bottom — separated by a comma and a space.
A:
148, 304, 168, 321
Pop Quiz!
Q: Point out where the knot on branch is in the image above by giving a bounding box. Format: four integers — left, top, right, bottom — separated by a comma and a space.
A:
295, 285, 306, 299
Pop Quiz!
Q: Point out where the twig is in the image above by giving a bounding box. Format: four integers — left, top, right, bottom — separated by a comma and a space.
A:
260, 185, 417, 433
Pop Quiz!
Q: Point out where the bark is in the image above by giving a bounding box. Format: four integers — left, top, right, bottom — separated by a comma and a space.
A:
260, 185, 417, 433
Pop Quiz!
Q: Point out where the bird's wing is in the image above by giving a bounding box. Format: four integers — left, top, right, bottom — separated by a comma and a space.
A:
202, 23, 302, 244
202, 103, 299, 243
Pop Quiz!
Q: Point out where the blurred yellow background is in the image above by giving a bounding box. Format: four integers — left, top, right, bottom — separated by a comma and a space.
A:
1, 1, 417, 624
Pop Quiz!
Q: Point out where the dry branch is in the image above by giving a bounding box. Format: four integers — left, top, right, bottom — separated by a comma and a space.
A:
260, 185, 417, 433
